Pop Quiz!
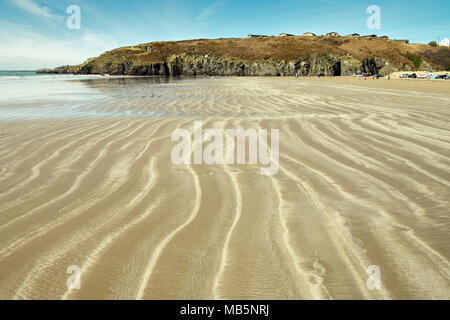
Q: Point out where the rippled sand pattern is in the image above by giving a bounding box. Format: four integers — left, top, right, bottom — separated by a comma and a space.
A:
0, 77, 449, 300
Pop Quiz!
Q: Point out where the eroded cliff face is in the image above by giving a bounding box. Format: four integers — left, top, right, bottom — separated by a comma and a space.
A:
43, 36, 447, 76
68, 53, 396, 77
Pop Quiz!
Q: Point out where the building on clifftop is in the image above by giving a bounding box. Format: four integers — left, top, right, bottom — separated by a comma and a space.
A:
248, 34, 268, 38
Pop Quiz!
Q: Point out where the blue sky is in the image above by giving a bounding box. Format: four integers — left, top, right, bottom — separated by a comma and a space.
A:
0, 0, 449, 69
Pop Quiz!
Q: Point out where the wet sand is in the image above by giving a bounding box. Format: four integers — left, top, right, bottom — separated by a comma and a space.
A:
0, 77, 449, 300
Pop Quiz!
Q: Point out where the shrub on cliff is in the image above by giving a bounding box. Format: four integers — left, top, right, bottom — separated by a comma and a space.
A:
408, 54, 423, 69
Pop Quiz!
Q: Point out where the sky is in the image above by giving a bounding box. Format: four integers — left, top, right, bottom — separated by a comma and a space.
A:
0, 0, 449, 70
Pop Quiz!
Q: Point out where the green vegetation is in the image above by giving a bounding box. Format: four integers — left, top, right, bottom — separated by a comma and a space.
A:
428, 41, 438, 47
408, 54, 423, 69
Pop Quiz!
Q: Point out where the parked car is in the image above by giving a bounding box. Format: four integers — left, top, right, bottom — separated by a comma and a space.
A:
409, 73, 417, 79
374, 74, 385, 78
417, 73, 430, 79
399, 74, 410, 78
435, 74, 447, 80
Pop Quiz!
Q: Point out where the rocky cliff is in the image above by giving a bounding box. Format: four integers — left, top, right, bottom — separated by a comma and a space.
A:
51, 36, 449, 76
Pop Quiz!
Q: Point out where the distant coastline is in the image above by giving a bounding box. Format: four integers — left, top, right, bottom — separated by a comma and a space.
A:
0, 71, 38, 77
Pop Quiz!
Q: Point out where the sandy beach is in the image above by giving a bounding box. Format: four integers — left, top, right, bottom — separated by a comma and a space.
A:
0, 76, 449, 300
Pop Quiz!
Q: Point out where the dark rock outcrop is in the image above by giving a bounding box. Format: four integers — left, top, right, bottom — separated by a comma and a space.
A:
66, 53, 391, 77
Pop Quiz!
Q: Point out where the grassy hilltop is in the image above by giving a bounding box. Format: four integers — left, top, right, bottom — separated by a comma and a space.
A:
61, 36, 450, 76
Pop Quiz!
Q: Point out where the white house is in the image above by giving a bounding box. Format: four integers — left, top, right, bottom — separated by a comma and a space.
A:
440, 38, 450, 46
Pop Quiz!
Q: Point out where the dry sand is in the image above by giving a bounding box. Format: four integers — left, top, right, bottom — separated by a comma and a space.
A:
0, 77, 449, 300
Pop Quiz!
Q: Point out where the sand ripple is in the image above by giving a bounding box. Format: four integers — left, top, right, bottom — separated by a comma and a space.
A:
0, 77, 449, 299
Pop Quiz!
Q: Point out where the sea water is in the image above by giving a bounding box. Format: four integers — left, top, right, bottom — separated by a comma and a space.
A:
0, 74, 198, 120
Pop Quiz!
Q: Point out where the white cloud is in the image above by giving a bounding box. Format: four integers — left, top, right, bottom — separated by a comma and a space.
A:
10, 0, 59, 19
0, 21, 118, 69
197, 0, 226, 21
